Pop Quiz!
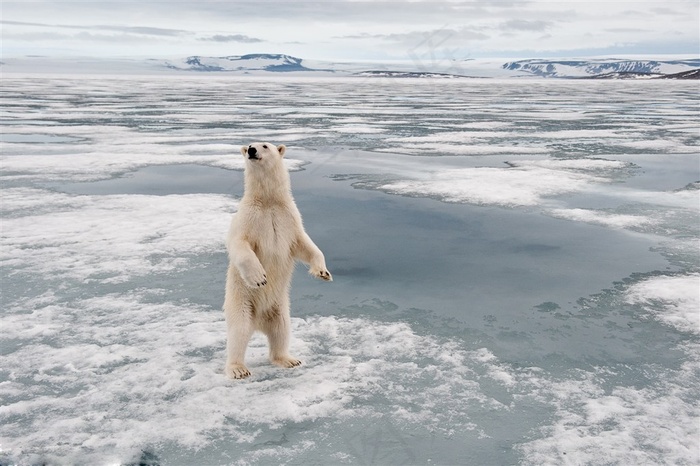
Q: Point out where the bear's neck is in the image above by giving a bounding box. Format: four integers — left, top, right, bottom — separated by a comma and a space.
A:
242, 164, 293, 206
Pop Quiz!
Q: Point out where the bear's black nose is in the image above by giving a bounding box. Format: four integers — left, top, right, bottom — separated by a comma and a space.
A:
248, 146, 258, 159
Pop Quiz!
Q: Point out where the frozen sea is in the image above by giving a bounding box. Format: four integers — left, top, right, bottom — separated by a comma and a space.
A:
1, 75, 699, 465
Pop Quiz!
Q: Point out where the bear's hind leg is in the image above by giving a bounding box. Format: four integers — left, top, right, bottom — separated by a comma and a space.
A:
262, 305, 302, 369
224, 304, 255, 379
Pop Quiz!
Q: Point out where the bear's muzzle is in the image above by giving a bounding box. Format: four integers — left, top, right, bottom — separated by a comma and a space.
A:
248, 146, 259, 160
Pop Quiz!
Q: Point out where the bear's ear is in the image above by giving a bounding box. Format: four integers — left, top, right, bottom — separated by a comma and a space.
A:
240, 146, 248, 156
277, 145, 286, 157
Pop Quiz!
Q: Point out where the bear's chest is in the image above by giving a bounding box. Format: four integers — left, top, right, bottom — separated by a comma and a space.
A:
248, 206, 297, 257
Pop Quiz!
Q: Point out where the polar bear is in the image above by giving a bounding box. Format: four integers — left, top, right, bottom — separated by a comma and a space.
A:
223, 142, 332, 379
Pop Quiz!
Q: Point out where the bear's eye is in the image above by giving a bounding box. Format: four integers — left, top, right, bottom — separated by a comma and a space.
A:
262, 145, 268, 149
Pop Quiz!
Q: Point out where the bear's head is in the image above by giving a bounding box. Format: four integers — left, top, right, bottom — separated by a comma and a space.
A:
240, 142, 286, 168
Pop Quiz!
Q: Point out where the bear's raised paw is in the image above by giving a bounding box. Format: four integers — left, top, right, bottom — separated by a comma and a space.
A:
310, 268, 333, 282
242, 271, 267, 288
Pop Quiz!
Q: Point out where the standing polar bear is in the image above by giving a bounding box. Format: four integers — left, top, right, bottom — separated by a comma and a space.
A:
223, 142, 332, 379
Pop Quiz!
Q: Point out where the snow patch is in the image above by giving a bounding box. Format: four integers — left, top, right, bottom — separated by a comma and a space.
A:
376, 159, 627, 207
549, 208, 656, 229
626, 274, 700, 335
1, 188, 235, 282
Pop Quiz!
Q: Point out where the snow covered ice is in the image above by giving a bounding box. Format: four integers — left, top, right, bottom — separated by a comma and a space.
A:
1, 76, 699, 465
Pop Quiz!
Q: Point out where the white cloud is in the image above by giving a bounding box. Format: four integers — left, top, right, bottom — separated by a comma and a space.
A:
500, 19, 553, 32
1, 1, 697, 59
199, 34, 263, 43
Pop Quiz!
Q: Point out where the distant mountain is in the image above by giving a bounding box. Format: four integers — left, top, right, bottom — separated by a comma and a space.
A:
2, 54, 698, 79
587, 71, 664, 79
654, 69, 700, 80
165, 53, 330, 73
169, 55, 699, 79
502, 58, 700, 78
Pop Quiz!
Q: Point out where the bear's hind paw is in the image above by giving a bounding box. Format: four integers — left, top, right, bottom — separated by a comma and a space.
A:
226, 363, 251, 379
272, 356, 302, 369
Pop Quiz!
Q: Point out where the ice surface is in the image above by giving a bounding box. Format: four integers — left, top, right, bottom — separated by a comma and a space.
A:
1, 76, 698, 465
0, 291, 515, 464
517, 358, 699, 465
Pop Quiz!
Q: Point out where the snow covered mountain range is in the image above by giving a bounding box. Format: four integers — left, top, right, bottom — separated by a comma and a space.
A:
502, 58, 700, 78
161, 54, 700, 79
3, 53, 699, 78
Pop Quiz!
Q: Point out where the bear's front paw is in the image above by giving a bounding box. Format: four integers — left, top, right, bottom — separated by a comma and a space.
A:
310, 267, 332, 282
226, 363, 251, 379
242, 269, 267, 288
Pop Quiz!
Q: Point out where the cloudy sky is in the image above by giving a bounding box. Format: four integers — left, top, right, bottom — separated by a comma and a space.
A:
2, 1, 698, 62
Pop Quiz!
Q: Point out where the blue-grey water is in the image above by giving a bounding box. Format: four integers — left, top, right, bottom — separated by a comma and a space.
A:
1, 76, 698, 465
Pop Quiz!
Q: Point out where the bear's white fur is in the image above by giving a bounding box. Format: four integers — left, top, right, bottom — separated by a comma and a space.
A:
223, 142, 331, 379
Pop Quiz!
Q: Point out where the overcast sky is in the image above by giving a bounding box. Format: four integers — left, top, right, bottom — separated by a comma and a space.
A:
2, 1, 698, 62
